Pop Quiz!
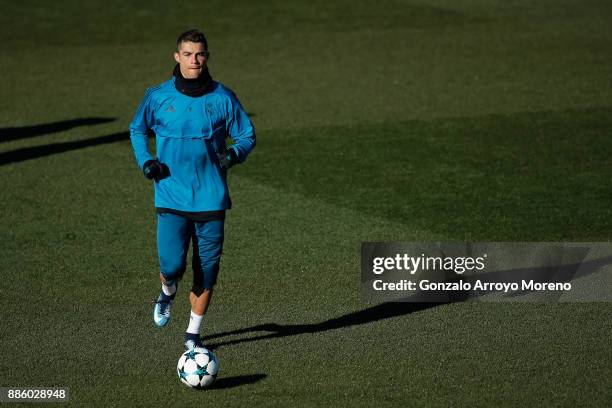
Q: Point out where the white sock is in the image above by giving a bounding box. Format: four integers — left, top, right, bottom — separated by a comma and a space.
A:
162, 282, 176, 296
186, 310, 204, 334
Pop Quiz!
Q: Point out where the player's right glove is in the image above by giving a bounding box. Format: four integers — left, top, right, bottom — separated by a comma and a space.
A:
143, 159, 165, 181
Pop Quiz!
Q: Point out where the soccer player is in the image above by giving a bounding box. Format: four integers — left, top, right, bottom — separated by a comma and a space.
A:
129, 29, 255, 350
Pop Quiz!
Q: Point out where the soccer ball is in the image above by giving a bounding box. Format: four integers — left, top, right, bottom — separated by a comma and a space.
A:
177, 347, 219, 389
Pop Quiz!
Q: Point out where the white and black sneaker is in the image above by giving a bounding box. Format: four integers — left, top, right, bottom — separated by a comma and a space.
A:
153, 291, 175, 327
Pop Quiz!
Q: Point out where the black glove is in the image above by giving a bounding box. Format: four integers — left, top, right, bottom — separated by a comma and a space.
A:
217, 148, 238, 169
143, 159, 165, 181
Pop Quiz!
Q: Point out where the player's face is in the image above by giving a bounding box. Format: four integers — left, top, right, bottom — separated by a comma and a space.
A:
174, 41, 208, 79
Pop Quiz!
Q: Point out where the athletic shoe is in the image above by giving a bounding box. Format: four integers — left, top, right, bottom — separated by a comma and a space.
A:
184, 332, 204, 350
153, 291, 175, 327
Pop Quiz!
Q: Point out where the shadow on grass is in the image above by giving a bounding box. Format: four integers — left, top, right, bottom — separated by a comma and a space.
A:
204, 302, 441, 350
0, 131, 130, 166
207, 374, 267, 390
241, 107, 612, 239
205, 251, 612, 350
0, 117, 115, 143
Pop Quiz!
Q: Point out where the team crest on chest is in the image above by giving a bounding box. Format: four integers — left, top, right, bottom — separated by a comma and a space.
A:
205, 103, 215, 116
204, 99, 224, 129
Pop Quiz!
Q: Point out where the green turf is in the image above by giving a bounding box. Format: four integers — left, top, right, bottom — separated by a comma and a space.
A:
1, 0, 611, 406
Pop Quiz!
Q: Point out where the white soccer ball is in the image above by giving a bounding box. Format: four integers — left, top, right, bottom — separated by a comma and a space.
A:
177, 347, 219, 389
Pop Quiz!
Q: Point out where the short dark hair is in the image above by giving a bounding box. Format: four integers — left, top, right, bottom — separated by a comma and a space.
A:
176, 29, 208, 50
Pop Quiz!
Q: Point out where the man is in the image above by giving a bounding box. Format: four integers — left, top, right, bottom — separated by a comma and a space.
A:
129, 29, 255, 350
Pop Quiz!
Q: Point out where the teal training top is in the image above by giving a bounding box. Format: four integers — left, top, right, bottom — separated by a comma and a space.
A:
129, 78, 255, 211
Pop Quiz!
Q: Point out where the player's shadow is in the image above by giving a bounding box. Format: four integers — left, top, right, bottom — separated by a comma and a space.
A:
0, 117, 115, 143
204, 302, 441, 350
207, 374, 266, 390
205, 250, 612, 350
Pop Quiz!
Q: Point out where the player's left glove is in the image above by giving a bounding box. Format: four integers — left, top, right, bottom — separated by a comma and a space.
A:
217, 148, 238, 169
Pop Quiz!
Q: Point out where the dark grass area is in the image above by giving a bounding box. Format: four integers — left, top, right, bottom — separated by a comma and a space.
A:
242, 108, 612, 240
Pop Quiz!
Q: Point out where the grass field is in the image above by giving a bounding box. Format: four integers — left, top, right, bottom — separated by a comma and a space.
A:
1, 0, 611, 406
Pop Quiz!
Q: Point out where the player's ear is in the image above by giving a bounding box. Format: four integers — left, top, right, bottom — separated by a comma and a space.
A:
205, 50, 210, 60
174, 52, 180, 63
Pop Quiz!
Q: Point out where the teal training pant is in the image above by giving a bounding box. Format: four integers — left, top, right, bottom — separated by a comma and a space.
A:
157, 212, 224, 290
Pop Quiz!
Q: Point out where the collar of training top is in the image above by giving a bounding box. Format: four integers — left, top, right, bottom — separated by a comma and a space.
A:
172, 64, 213, 97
